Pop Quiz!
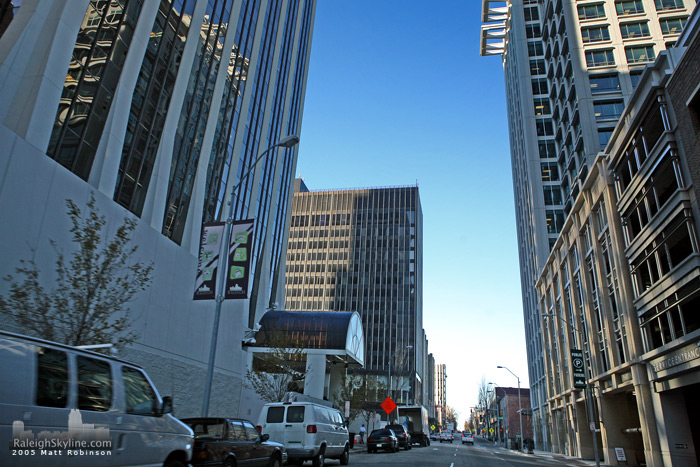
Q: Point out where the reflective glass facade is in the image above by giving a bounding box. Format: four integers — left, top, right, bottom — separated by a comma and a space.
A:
285, 183, 425, 405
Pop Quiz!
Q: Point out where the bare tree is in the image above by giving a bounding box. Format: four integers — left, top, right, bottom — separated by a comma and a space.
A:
333, 373, 387, 427
244, 331, 308, 402
0, 193, 153, 348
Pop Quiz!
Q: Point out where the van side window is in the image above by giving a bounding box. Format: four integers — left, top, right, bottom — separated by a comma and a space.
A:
122, 367, 156, 415
77, 356, 112, 411
266, 406, 285, 423
36, 347, 68, 408
286, 405, 305, 423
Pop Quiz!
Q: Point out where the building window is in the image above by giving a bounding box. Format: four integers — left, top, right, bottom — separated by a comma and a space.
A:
630, 69, 644, 88
578, 4, 606, 20
539, 140, 557, 158
524, 6, 539, 21
546, 209, 565, 234
659, 17, 688, 35
528, 41, 544, 56
534, 97, 551, 115
625, 45, 655, 64
582, 26, 611, 43
526, 23, 541, 38
589, 73, 620, 93
598, 128, 614, 149
530, 59, 546, 75
541, 162, 559, 182
543, 186, 562, 205
532, 78, 549, 95
536, 118, 554, 136
586, 49, 615, 67
655, 0, 684, 11
594, 100, 625, 121
620, 21, 650, 39
615, 0, 644, 15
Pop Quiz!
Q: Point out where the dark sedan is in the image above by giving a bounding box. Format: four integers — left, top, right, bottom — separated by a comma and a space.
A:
367, 429, 399, 453
385, 424, 412, 450
181, 417, 286, 467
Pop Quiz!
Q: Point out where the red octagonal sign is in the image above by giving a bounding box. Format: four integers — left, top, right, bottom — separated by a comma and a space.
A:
381, 397, 397, 415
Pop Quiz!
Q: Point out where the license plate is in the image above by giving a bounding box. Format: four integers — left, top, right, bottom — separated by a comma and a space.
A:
376, 443, 382, 447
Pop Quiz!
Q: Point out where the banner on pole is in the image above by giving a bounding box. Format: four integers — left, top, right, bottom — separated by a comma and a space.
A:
193, 222, 226, 300
570, 348, 586, 389
225, 219, 255, 299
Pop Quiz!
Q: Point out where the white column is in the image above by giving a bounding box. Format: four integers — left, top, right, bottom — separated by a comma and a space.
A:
304, 353, 326, 400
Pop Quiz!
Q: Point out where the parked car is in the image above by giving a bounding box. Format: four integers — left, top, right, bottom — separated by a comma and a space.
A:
181, 417, 286, 467
385, 424, 412, 450
439, 430, 454, 443
429, 432, 439, 441
0, 330, 193, 467
367, 429, 399, 453
462, 432, 474, 445
257, 401, 349, 466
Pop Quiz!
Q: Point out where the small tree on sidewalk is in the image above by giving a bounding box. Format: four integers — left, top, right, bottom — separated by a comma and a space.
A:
0, 193, 153, 349
245, 331, 308, 402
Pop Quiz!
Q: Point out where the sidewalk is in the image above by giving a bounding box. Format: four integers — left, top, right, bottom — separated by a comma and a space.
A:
495, 445, 610, 467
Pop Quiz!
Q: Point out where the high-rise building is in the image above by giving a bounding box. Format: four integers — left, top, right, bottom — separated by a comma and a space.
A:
480, 0, 696, 452
285, 181, 425, 405
0, 0, 316, 418
436, 363, 447, 426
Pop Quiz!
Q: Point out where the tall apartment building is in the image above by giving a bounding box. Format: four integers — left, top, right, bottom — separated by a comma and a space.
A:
0, 0, 316, 418
436, 363, 447, 426
480, 0, 696, 451
285, 181, 425, 405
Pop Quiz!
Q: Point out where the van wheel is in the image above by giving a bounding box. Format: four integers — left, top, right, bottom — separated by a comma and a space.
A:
223, 458, 236, 467
339, 446, 350, 465
164, 459, 187, 467
312, 446, 325, 467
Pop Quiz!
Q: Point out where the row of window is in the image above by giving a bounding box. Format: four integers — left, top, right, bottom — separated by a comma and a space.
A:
582, 17, 687, 45
586, 45, 656, 67
579, 0, 686, 21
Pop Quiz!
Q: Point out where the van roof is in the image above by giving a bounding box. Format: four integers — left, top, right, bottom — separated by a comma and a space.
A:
0, 330, 144, 368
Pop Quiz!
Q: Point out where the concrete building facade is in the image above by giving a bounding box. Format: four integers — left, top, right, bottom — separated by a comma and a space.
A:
284, 181, 426, 406
480, 0, 697, 452
0, 0, 316, 419
536, 6, 700, 465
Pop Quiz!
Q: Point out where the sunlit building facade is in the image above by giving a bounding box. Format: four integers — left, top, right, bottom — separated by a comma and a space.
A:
285, 181, 425, 405
0, 0, 316, 418
480, 0, 696, 453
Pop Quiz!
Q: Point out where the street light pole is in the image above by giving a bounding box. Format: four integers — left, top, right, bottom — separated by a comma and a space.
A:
388, 345, 412, 422
542, 313, 600, 467
497, 365, 524, 451
201, 134, 299, 417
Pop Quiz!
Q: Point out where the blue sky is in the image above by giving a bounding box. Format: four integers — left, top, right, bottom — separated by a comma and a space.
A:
295, 1, 529, 426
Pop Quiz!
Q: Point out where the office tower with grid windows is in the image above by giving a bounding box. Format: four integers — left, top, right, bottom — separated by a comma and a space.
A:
0, 0, 316, 417
480, 0, 696, 453
285, 181, 425, 406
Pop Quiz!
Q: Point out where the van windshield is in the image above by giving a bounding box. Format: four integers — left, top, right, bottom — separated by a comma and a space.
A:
286, 405, 305, 423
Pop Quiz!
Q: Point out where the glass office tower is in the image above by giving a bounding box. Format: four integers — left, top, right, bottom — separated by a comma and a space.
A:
0, 0, 317, 417
285, 181, 426, 406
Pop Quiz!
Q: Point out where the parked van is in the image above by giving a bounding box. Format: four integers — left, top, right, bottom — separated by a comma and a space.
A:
257, 401, 349, 466
0, 330, 193, 466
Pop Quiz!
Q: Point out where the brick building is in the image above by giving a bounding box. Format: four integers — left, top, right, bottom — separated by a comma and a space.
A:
490, 387, 532, 449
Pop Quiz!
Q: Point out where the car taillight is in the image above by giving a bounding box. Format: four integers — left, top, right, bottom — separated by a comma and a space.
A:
256, 425, 262, 433
307, 425, 317, 433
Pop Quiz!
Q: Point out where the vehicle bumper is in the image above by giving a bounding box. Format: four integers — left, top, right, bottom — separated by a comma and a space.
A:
286, 448, 316, 459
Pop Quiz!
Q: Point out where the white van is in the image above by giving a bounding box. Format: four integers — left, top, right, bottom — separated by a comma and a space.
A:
0, 330, 193, 466
257, 401, 349, 466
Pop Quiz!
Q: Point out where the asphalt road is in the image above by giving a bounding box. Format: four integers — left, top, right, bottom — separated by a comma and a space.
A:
327, 437, 573, 467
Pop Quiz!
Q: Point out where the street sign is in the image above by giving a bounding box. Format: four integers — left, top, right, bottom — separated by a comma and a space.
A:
489, 428, 494, 434
193, 222, 225, 300
570, 348, 586, 389
381, 397, 397, 415
224, 219, 255, 299
430, 424, 436, 431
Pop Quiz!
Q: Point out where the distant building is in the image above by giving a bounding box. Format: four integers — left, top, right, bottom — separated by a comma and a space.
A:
490, 387, 532, 449
480, 0, 697, 452
285, 181, 426, 405
436, 363, 447, 426
536, 6, 700, 466
0, 0, 317, 418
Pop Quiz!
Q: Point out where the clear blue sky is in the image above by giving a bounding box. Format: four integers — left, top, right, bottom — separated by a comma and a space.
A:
295, 1, 529, 426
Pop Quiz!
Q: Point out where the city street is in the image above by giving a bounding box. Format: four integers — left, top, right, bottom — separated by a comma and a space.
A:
341, 437, 581, 467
